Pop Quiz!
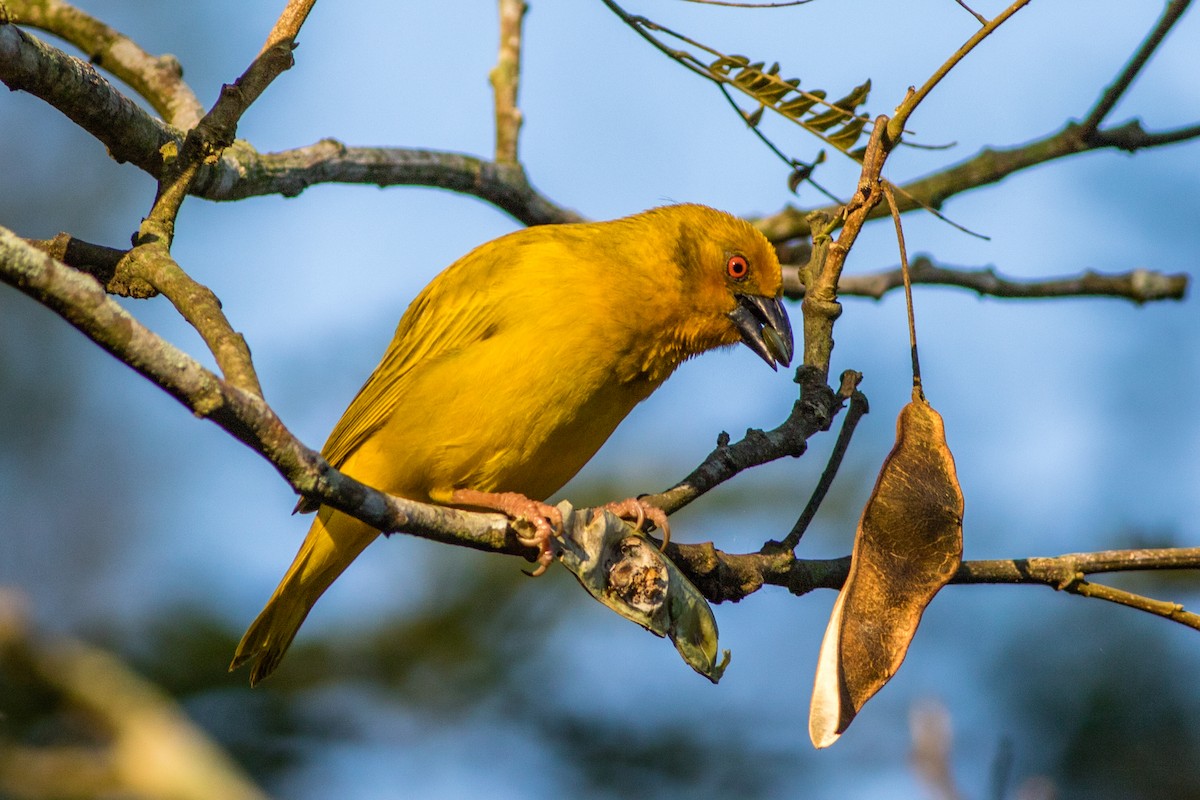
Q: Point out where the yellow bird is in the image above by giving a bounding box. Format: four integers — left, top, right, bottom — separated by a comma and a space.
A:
231, 204, 793, 685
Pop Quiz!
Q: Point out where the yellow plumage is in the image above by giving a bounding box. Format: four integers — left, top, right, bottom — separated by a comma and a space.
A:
232, 204, 792, 685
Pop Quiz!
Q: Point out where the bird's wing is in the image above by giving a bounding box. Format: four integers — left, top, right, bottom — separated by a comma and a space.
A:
320, 269, 501, 470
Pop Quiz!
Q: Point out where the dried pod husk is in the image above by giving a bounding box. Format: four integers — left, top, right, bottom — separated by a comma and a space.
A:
810, 397, 963, 747
554, 502, 729, 683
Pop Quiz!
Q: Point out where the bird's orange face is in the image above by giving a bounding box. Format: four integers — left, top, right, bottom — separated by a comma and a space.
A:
675, 208, 794, 370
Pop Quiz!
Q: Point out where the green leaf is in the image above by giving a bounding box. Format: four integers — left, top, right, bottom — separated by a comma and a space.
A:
777, 90, 825, 119
827, 116, 868, 150
709, 54, 749, 77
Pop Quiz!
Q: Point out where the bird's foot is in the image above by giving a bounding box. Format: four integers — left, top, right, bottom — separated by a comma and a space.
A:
449, 489, 563, 577
594, 497, 671, 548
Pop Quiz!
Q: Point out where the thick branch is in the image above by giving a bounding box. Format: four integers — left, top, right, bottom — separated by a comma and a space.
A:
0, 227, 536, 562
0, 20, 576, 227
780, 256, 1189, 304
4, 0, 204, 128
669, 542, 1200, 633
197, 141, 582, 226
0, 19, 179, 174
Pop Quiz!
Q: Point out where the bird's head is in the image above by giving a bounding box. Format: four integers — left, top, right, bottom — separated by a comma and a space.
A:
663, 205, 794, 371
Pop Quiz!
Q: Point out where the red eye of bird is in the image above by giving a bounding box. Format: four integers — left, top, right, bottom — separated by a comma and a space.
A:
726, 254, 749, 280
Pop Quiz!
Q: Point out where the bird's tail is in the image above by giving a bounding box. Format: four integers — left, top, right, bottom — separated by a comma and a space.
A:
231, 507, 379, 686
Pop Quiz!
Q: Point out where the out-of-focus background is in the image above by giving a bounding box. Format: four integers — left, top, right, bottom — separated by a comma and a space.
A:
2, 2, 1198, 798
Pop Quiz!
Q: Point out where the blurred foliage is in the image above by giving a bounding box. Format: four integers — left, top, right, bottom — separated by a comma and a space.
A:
990, 603, 1200, 800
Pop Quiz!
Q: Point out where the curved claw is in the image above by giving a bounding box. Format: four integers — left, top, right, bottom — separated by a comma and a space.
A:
598, 498, 671, 548
449, 489, 563, 576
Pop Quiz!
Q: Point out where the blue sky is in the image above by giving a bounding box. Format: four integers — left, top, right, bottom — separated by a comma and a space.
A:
2, 2, 1199, 797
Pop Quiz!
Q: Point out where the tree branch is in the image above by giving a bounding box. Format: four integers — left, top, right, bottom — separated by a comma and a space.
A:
0, 19, 179, 174
0, 226, 538, 563
756, 116, 1200, 243
197, 141, 582, 226
779, 256, 1189, 304
3, 0, 205, 128
489, 0, 526, 164
0, 18, 578, 228
260, 0, 318, 56
887, 0, 1032, 141
641, 366, 844, 517
1079, 0, 1192, 135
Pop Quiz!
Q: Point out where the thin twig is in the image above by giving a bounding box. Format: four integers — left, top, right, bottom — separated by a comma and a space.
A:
955, 549, 1200, 632
771, 371, 868, 553
888, 0, 1032, 140
260, 0, 318, 55
952, 0, 988, 26
202, 142, 582, 225
755, 115, 1200, 244
883, 182, 923, 393
117, 0, 316, 395
679, 0, 813, 6
801, 115, 892, 380
716, 84, 843, 204
490, 0, 526, 164
1080, 0, 1192, 134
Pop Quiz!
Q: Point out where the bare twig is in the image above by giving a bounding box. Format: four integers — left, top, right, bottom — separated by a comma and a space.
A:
755, 116, 1200, 244
0, 21, 577, 227
770, 371, 868, 553
490, 0, 526, 163
117, 1, 316, 396
801, 116, 892, 380
956, 549, 1200, 632
888, 0, 1032, 140
1080, 0, 1192, 135
200, 142, 582, 226
260, 0, 318, 55
952, 0, 988, 26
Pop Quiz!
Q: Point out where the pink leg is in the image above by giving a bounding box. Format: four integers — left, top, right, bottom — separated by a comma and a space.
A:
596, 498, 671, 547
450, 489, 563, 576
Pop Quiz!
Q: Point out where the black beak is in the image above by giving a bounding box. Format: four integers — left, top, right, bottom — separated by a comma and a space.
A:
728, 294, 794, 370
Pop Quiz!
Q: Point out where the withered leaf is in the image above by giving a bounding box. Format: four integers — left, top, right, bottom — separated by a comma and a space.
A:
810, 396, 963, 748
